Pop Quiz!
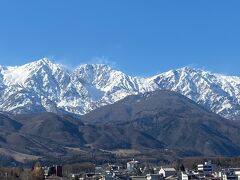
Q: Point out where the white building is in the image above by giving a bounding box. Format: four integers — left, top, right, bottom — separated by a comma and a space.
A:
127, 159, 139, 172
181, 171, 198, 180
197, 161, 215, 175
159, 167, 176, 178
233, 168, 240, 180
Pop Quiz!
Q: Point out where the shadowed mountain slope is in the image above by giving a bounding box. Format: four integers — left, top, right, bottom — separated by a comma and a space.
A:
0, 90, 240, 164
81, 90, 240, 156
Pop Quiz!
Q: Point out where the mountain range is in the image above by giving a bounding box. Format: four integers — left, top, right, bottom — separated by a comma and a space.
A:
1, 90, 240, 165
0, 58, 240, 120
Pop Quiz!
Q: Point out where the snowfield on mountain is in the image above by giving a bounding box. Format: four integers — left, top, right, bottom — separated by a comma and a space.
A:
0, 58, 240, 120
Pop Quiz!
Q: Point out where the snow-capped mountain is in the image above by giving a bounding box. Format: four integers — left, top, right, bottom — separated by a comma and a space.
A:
0, 58, 240, 120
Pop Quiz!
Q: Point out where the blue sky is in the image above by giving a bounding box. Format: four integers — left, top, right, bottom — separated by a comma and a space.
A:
0, 0, 239, 76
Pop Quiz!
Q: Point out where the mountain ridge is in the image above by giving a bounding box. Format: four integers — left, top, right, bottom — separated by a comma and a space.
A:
1, 90, 240, 163
0, 58, 240, 120
80, 90, 240, 156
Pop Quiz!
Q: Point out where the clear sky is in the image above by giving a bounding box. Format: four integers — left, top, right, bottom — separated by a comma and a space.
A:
0, 0, 239, 76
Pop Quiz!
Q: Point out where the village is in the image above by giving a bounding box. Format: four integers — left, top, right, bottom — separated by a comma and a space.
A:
64, 160, 240, 180
42, 160, 240, 180
2, 159, 238, 180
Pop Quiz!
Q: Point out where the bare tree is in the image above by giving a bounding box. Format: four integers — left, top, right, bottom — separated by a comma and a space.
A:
31, 162, 44, 180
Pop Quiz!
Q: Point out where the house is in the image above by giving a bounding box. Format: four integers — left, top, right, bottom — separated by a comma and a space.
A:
222, 172, 237, 180
221, 168, 240, 180
159, 167, 176, 178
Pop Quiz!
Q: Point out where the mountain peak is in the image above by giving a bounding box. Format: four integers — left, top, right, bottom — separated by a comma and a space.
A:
31, 58, 58, 68
0, 59, 240, 120
176, 66, 216, 76
37, 57, 52, 64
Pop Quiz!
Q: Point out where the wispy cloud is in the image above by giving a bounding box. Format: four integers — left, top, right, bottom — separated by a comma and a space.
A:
86, 56, 117, 68
46, 56, 118, 71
